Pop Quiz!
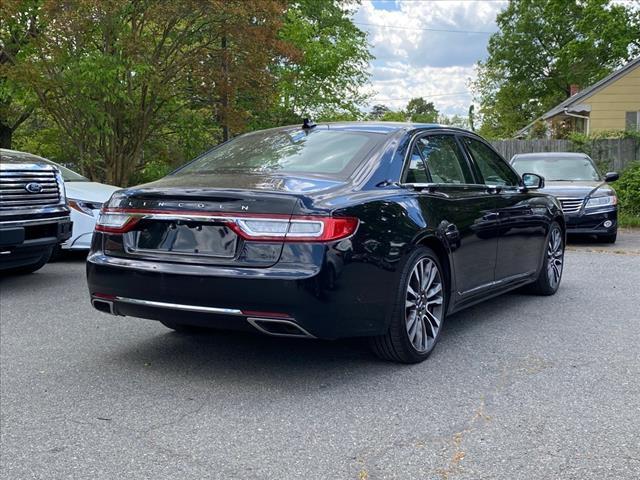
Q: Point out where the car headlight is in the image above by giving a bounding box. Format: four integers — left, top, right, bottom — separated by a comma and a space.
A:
68, 198, 103, 217
55, 170, 66, 204
585, 193, 617, 209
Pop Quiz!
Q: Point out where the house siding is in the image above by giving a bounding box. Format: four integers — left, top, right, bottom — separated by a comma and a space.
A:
586, 65, 640, 132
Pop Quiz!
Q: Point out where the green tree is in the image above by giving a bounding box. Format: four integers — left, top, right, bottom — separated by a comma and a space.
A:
4, 0, 374, 185
380, 109, 406, 122
474, 0, 640, 139
439, 114, 468, 129
13, 0, 289, 185
369, 104, 390, 120
272, 0, 372, 123
406, 97, 438, 123
0, 0, 42, 148
190, 0, 290, 142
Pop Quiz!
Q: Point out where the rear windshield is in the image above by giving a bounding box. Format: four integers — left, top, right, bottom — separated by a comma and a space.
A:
512, 156, 601, 181
175, 128, 381, 178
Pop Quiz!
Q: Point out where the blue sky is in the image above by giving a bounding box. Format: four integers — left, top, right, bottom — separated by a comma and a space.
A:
353, 0, 508, 117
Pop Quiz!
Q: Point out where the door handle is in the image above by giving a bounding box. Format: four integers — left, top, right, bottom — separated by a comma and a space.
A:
485, 185, 502, 194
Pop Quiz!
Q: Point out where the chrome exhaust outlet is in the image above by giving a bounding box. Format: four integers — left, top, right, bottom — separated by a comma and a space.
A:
91, 298, 117, 315
247, 317, 315, 339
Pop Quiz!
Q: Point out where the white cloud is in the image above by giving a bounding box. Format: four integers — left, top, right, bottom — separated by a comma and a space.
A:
354, 0, 508, 116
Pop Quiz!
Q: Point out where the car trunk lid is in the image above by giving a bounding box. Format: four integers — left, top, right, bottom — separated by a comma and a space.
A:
99, 174, 348, 267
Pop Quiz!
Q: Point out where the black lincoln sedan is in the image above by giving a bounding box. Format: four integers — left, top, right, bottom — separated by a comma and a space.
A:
87, 123, 565, 363
510, 152, 619, 243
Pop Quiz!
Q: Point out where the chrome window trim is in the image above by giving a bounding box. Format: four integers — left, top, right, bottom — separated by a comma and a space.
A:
399, 129, 480, 187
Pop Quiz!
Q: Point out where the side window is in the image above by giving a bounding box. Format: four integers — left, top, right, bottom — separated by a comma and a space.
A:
415, 135, 473, 184
405, 145, 429, 183
463, 137, 519, 186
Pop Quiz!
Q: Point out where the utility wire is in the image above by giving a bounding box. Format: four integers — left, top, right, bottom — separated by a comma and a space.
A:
367, 91, 471, 102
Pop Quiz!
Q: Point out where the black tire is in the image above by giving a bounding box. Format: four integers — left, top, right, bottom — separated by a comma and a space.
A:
2, 249, 52, 275
597, 232, 617, 244
369, 246, 448, 364
160, 321, 206, 333
527, 222, 564, 296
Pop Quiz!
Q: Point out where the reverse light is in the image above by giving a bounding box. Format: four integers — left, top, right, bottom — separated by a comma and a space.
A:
230, 215, 358, 242
95, 212, 139, 233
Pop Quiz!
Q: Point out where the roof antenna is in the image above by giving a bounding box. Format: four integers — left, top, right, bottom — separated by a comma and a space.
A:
302, 118, 316, 129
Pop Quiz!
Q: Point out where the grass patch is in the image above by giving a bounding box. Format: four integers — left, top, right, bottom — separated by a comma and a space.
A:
619, 211, 640, 228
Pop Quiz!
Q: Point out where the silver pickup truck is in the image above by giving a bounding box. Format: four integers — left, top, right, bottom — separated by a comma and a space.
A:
1, 149, 72, 273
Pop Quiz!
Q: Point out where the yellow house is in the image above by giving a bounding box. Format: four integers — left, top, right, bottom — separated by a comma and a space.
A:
517, 56, 640, 138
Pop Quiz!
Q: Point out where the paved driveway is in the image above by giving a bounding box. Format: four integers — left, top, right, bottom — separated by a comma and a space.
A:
1, 232, 639, 479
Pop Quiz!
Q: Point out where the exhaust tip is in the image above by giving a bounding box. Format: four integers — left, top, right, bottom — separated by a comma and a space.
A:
247, 317, 315, 339
91, 298, 116, 315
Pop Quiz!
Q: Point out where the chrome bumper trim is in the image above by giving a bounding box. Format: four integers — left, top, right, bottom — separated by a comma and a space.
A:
0, 216, 70, 227
113, 296, 244, 316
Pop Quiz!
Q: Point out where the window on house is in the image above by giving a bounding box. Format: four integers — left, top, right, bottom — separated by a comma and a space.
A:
626, 112, 640, 131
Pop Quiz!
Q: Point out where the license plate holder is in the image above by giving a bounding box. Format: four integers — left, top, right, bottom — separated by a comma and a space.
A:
133, 220, 237, 258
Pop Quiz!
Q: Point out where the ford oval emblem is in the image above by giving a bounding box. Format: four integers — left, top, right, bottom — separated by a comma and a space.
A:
25, 182, 43, 193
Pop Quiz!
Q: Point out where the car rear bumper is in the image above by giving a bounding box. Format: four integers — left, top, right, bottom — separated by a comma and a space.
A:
86, 247, 398, 339
564, 207, 617, 235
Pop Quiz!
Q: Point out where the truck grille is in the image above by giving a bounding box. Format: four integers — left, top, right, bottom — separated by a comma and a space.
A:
0, 170, 60, 210
557, 197, 584, 214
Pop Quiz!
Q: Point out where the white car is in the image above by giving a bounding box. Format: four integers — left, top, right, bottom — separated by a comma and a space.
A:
43, 161, 120, 250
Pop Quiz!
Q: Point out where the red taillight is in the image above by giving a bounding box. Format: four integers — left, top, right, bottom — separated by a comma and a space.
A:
95, 208, 359, 242
300, 216, 359, 242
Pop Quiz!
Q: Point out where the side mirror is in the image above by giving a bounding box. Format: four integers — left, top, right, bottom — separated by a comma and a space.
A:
521, 173, 545, 190
604, 172, 619, 182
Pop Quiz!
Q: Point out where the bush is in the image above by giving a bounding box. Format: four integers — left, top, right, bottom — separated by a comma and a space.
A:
615, 162, 640, 225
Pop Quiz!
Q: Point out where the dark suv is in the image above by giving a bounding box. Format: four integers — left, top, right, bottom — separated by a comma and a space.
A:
1, 149, 72, 273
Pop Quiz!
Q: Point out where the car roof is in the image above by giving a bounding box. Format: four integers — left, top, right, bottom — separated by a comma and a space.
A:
511, 152, 591, 161
258, 122, 470, 136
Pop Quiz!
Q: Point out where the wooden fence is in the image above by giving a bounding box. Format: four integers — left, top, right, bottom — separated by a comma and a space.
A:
490, 138, 640, 172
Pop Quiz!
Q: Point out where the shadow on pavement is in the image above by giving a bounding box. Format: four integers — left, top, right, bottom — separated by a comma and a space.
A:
102, 287, 535, 388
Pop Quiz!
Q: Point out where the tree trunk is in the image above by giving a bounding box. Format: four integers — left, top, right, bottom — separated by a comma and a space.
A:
220, 35, 229, 142
0, 123, 12, 149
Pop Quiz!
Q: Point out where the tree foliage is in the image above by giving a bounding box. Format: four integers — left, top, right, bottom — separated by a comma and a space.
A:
406, 97, 438, 123
273, 0, 372, 123
368, 97, 468, 126
474, 0, 640, 139
0, 0, 42, 148
2, 0, 372, 186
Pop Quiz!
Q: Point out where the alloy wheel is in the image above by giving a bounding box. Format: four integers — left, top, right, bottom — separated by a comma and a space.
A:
547, 227, 564, 288
405, 257, 444, 353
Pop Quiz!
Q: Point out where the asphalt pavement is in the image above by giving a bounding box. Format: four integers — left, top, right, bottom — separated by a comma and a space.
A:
1, 232, 639, 479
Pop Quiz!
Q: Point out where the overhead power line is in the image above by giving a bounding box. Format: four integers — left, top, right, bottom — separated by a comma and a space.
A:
354, 21, 494, 35
367, 91, 471, 102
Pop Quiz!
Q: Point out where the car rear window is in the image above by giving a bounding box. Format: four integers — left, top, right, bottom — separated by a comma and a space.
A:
175, 128, 381, 178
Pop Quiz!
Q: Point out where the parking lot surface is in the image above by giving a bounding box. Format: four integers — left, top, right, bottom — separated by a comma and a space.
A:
1, 233, 639, 479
